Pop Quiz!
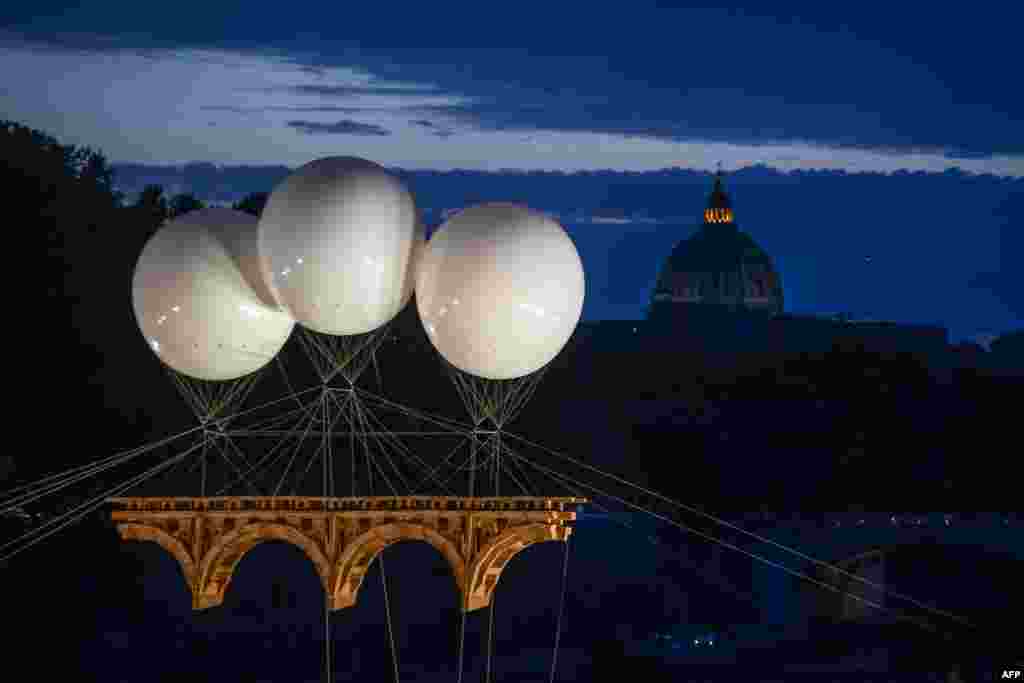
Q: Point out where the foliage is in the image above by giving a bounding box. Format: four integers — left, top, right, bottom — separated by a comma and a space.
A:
168, 192, 206, 219
232, 191, 269, 217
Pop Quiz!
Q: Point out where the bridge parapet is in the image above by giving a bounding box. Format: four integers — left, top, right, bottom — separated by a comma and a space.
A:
108, 496, 586, 613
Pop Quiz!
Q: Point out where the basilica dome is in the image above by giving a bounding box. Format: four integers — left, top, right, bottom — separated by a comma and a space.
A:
648, 171, 784, 320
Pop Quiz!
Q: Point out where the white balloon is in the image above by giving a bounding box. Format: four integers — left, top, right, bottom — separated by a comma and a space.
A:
416, 203, 585, 380
258, 156, 424, 335
132, 208, 295, 381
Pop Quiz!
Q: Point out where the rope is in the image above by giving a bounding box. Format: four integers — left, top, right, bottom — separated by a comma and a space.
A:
324, 591, 332, 683
0, 438, 205, 564
500, 445, 949, 634
485, 588, 497, 683
381, 554, 400, 683
454, 437, 475, 683
548, 532, 571, 683
503, 429, 975, 630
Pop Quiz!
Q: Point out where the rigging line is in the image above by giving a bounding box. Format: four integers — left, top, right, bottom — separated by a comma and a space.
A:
294, 430, 329, 493
126, 433, 193, 497
548, 532, 571, 683
372, 348, 383, 394
271, 399, 320, 497
354, 388, 476, 434
226, 402, 314, 435
294, 328, 329, 383
325, 391, 332, 499
351, 398, 400, 496
346, 392, 355, 498
324, 589, 332, 683
2, 427, 197, 514
499, 443, 578, 501
450, 370, 482, 426
216, 399, 320, 497
168, 368, 206, 419
501, 449, 943, 635
1, 422, 205, 508
275, 353, 307, 412
295, 395, 346, 497
292, 430, 327, 497
206, 432, 261, 496
502, 431, 973, 629
0, 439, 205, 563
408, 439, 468, 496
528, 461, 762, 606
216, 369, 267, 430
485, 587, 497, 683
351, 396, 412, 496
500, 442, 536, 496
220, 436, 265, 496
206, 384, 322, 430
431, 446, 486, 495
358, 400, 451, 495
498, 456, 532, 497
454, 436, 476, 683
200, 432, 209, 497
326, 388, 354, 490
381, 553, 401, 683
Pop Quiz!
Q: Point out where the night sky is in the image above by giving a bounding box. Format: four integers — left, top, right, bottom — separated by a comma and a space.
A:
4, 3, 1022, 342
3, 4, 1023, 174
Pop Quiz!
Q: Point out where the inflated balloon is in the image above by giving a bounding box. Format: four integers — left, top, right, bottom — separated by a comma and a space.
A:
258, 156, 423, 335
132, 208, 295, 381
416, 202, 585, 380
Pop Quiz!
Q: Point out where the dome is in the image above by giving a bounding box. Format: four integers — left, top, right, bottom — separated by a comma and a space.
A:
649, 171, 784, 319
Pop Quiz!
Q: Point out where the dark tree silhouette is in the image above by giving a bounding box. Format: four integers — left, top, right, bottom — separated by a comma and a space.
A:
990, 329, 1023, 363
232, 191, 269, 217
168, 192, 205, 218
133, 183, 168, 227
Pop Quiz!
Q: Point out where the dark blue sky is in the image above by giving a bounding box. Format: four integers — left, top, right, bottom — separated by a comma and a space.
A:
3, 2, 1021, 341
2, 2, 1022, 173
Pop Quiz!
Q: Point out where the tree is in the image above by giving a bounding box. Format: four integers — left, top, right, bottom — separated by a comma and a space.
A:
168, 192, 205, 218
133, 184, 168, 227
232, 191, 269, 217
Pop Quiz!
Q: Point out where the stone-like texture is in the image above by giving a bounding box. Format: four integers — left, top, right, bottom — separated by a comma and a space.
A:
109, 496, 584, 612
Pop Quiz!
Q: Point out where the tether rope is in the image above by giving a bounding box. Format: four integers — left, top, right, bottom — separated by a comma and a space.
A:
0, 439, 205, 564
454, 437, 475, 683
501, 430, 974, 629
548, 532, 571, 683
499, 444, 958, 634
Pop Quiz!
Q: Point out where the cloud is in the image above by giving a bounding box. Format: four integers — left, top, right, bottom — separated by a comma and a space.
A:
5, 5, 1024, 158
285, 119, 391, 136
202, 104, 375, 114
944, 149, 996, 161
411, 119, 455, 138
285, 84, 440, 98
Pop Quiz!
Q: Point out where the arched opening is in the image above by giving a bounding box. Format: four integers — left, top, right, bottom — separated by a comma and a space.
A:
331, 522, 465, 612
208, 539, 328, 682
333, 539, 464, 680
195, 522, 331, 611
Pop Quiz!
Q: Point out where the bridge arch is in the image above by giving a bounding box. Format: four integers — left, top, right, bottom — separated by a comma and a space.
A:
464, 522, 570, 612
116, 523, 197, 590
195, 522, 331, 610
331, 522, 466, 611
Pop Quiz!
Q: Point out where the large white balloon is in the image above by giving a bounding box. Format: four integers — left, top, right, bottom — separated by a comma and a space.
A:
416, 203, 585, 380
132, 208, 295, 381
258, 156, 424, 336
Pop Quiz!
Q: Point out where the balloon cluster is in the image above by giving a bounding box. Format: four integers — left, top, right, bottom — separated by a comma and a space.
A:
132, 156, 585, 383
